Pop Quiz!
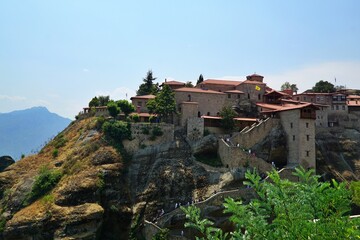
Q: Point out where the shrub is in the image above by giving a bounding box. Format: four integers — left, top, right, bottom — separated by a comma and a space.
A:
141, 126, 150, 135
132, 114, 140, 122
53, 134, 67, 149
96, 116, 106, 130
149, 115, 156, 123
27, 166, 62, 204
52, 149, 59, 158
102, 121, 131, 141
152, 126, 163, 137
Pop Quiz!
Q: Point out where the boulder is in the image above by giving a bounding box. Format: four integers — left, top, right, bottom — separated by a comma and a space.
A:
0, 156, 15, 172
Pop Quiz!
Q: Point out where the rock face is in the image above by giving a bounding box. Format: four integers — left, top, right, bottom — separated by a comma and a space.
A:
316, 127, 360, 180
251, 125, 288, 167
0, 156, 14, 172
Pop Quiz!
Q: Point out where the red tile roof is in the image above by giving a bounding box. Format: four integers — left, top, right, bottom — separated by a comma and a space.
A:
175, 87, 225, 94
240, 80, 266, 85
257, 102, 319, 112
163, 80, 185, 86
130, 94, 156, 100
201, 79, 242, 86
247, 73, 264, 78
347, 95, 360, 99
224, 90, 245, 94
265, 90, 289, 96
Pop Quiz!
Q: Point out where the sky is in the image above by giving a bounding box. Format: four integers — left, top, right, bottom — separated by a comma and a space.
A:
1, 0, 360, 119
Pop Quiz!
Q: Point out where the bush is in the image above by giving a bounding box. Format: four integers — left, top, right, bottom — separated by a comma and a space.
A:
27, 166, 62, 203
52, 148, 59, 158
149, 115, 156, 123
141, 126, 150, 135
102, 121, 131, 141
96, 116, 106, 130
132, 114, 140, 122
53, 134, 67, 149
152, 126, 163, 137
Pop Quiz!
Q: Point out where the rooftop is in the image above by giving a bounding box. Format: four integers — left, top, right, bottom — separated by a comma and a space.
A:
130, 94, 156, 100
163, 80, 185, 86
175, 87, 225, 94
201, 79, 242, 86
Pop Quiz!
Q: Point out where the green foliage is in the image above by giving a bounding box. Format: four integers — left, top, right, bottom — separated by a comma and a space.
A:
107, 101, 120, 118
152, 228, 170, 240
185, 81, 194, 87
146, 85, 176, 123
350, 181, 360, 206
52, 148, 59, 158
141, 126, 150, 135
152, 126, 163, 137
27, 166, 62, 204
0, 218, 7, 233
89, 95, 110, 107
21, 154, 25, 159
219, 106, 237, 131
53, 134, 67, 149
196, 74, 204, 85
312, 80, 336, 93
117, 99, 135, 117
137, 70, 159, 96
102, 121, 131, 141
96, 116, 106, 130
132, 114, 140, 122
183, 167, 360, 239
89, 96, 99, 107
281, 81, 298, 93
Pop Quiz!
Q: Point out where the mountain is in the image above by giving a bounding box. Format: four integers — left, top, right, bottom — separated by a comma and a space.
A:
0, 107, 71, 160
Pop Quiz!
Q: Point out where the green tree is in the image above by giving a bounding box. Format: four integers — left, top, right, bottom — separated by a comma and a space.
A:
219, 106, 237, 131
185, 81, 194, 87
137, 70, 159, 96
117, 100, 135, 117
98, 95, 110, 106
146, 85, 176, 123
312, 80, 335, 93
107, 101, 120, 118
183, 167, 360, 239
196, 74, 204, 85
281, 82, 298, 93
89, 96, 100, 107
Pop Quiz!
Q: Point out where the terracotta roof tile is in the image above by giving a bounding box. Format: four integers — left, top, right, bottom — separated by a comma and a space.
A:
175, 87, 225, 94
257, 102, 319, 112
201, 79, 242, 86
130, 95, 156, 100
163, 80, 185, 86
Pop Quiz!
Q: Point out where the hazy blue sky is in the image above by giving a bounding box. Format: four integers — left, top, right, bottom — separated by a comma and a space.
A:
1, 0, 360, 119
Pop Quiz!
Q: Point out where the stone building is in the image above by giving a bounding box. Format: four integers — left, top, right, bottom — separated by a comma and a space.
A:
130, 95, 156, 113
257, 102, 318, 169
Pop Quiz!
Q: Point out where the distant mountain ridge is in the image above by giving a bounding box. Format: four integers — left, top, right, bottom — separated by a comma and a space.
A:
0, 107, 71, 160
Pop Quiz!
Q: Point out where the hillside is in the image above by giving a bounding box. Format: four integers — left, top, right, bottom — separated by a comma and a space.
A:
0, 107, 71, 159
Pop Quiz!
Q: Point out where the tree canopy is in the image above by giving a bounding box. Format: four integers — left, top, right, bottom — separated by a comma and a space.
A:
136, 70, 159, 96
196, 74, 204, 85
89, 95, 110, 107
219, 106, 237, 131
185, 81, 194, 88
107, 101, 120, 118
312, 80, 336, 93
182, 168, 360, 239
117, 100, 135, 117
146, 85, 176, 123
281, 82, 299, 93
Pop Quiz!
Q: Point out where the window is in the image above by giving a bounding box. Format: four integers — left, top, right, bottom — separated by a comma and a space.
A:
306, 151, 310, 157
228, 94, 231, 99
237, 94, 240, 99
188, 94, 191, 101
198, 111, 201, 117
248, 93, 250, 99
306, 135, 310, 141
306, 122, 309, 128
293, 135, 295, 141
296, 97, 300, 101
258, 94, 261, 100
290, 122, 293, 128
207, 112, 210, 116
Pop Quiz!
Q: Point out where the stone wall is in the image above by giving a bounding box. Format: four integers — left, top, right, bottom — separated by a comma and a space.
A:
231, 118, 280, 149
179, 102, 199, 127
218, 139, 272, 173
316, 106, 329, 127
236, 82, 266, 102
187, 117, 204, 141
280, 110, 316, 169
175, 91, 226, 117
123, 123, 174, 154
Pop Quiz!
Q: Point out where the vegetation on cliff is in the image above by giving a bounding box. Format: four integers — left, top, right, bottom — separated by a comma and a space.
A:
183, 167, 360, 239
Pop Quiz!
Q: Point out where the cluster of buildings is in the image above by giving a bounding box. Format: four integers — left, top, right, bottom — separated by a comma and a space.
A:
84, 73, 360, 171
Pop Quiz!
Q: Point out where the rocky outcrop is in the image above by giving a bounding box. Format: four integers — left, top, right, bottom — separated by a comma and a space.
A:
316, 127, 360, 180
0, 157, 14, 172
251, 124, 288, 167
